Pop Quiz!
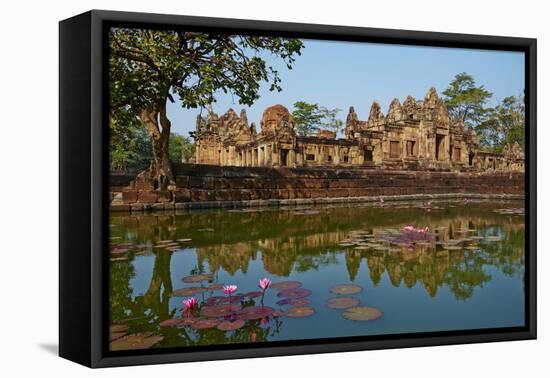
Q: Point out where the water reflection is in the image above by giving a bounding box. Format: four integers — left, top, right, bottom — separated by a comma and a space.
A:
109, 200, 525, 350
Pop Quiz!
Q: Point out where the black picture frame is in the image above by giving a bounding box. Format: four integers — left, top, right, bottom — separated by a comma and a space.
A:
59, 9, 537, 368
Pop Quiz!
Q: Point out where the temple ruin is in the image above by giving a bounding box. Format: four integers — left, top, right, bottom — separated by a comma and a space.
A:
194, 88, 524, 172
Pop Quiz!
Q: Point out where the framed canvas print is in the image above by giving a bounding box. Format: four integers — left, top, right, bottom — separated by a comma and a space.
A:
59, 10, 536, 368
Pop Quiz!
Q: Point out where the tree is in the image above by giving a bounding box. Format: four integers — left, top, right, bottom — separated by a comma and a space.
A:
109, 112, 152, 171
477, 95, 525, 151
442, 72, 493, 128
292, 101, 323, 136
110, 29, 303, 190
318, 107, 344, 136
168, 133, 196, 163
292, 102, 343, 136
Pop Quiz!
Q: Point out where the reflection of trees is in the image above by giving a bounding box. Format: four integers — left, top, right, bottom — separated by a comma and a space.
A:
109, 201, 525, 346
143, 251, 173, 319
109, 259, 134, 321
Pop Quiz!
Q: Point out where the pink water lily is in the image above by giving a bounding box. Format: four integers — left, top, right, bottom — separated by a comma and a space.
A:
223, 285, 237, 295
402, 225, 415, 232
183, 297, 198, 313
258, 278, 271, 306
258, 278, 271, 291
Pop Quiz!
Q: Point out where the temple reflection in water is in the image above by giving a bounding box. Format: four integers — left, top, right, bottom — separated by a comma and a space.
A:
109, 200, 525, 348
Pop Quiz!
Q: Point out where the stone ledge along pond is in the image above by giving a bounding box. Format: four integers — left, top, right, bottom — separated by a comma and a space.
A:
108, 199, 525, 351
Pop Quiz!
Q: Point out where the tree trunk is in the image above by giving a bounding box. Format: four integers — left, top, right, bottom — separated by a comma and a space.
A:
139, 104, 175, 191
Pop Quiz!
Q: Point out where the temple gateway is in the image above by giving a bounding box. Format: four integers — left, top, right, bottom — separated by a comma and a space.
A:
194, 88, 524, 172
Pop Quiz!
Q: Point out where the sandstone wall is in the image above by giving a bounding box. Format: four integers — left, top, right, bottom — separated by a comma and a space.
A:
112, 164, 525, 211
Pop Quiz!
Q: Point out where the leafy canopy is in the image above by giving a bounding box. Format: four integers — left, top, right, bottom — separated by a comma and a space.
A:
109, 29, 304, 116
292, 101, 343, 137
442, 72, 492, 128
477, 95, 525, 151
109, 110, 151, 171
168, 133, 196, 163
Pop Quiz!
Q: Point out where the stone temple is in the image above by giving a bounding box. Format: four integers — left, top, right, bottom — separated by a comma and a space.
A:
194, 88, 524, 172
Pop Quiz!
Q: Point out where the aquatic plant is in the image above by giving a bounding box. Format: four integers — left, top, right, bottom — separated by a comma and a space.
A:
342, 306, 383, 321
330, 284, 363, 295
326, 297, 360, 309
377, 225, 435, 250
259, 278, 271, 291
258, 277, 272, 305
223, 284, 238, 305
182, 297, 199, 316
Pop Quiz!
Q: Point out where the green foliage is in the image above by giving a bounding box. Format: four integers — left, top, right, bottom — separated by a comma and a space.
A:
292, 101, 323, 136
109, 29, 303, 180
168, 133, 196, 163
109, 28, 304, 128
477, 95, 525, 151
443, 72, 493, 128
318, 107, 344, 136
109, 114, 152, 171
292, 102, 343, 136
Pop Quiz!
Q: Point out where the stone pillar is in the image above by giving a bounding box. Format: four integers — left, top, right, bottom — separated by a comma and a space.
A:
288, 149, 296, 167
272, 145, 279, 166
296, 151, 303, 167
265, 145, 272, 166
333, 145, 340, 165
443, 135, 450, 162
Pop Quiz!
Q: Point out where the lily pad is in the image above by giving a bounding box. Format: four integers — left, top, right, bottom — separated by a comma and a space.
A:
217, 319, 246, 331
110, 248, 130, 255
110, 257, 128, 262
178, 317, 198, 326
285, 306, 315, 318
109, 332, 127, 341
326, 297, 360, 309
342, 306, 383, 321
177, 238, 192, 242
443, 246, 462, 251
277, 288, 312, 299
330, 284, 363, 295
208, 283, 225, 291
270, 281, 302, 291
110, 332, 164, 351
110, 324, 129, 333
191, 319, 220, 330
276, 298, 312, 306
159, 317, 184, 327
201, 304, 241, 318
290, 298, 311, 306
172, 287, 208, 297
236, 306, 275, 320
182, 273, 214, 283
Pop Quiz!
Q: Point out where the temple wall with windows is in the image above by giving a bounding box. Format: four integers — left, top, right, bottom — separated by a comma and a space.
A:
194, 88, 524, 173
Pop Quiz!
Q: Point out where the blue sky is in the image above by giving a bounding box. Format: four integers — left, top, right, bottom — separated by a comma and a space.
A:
167, 39, 524, 137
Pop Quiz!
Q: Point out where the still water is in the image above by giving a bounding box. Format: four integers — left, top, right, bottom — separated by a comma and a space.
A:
109, 200, 525, 351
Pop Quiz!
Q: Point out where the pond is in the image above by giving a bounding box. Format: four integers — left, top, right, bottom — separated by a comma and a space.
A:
108, 199, 525, 351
